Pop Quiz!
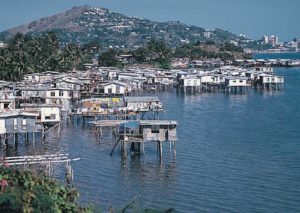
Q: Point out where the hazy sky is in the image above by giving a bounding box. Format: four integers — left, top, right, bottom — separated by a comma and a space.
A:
1, 0, 300, 41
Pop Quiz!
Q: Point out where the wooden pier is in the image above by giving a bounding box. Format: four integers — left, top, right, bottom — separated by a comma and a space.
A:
0, 153, 80, 181
90, 120, 177, 158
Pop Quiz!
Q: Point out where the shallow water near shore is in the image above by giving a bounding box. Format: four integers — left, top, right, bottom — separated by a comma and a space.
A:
1, 67, 300, 212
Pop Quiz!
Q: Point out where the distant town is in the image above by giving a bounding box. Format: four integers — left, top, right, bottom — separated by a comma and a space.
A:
0, 4, 300, 212
0, 6, 299, 55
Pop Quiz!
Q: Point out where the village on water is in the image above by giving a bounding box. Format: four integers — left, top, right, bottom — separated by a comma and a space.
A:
0, 56, 287, 166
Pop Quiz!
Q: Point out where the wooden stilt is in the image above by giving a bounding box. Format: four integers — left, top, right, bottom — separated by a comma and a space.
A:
142, 141, 145, 154
124, 142, 127, 158
14, 133, 18, 147
1, 135, 4, 147
42, 128, 45, 139
5, 134, 8, 146
32, 132, 35, 144
159, 141, 162, 158
173, 141, 176, 156
57, 122, 61, 139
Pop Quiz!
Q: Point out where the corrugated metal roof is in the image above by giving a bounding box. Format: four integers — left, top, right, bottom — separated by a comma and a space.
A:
125, 96, 160, 102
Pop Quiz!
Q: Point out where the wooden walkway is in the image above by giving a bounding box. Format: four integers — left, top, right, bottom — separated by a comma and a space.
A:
0, 153, 80, 166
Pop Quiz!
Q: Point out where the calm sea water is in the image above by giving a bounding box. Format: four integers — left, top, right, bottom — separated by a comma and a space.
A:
1, 67, 300, 212
254, 52, 300, 59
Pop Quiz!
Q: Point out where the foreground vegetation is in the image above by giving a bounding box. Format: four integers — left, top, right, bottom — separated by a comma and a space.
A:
0, 166, 91, 212
0, 166, 175, 213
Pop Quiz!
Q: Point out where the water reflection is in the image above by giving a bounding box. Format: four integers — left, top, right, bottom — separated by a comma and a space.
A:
1, 68, 299, 211
120, 151, 176, 180
258, 89, 284, 97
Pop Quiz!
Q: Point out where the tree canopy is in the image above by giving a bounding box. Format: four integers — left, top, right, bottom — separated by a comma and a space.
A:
0, 32, 96, 81
0, 167, 92, 212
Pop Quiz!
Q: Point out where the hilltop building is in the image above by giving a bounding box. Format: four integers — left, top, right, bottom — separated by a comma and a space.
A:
203, 31, 212, 39
0, 41, 7, 48
269, 35, 279, 47
262, 35, 279, 47
262, 35, 269, 44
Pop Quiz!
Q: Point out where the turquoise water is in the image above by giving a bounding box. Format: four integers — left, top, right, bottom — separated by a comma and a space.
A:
254, 52, 300, 59
1, 67, 300, 212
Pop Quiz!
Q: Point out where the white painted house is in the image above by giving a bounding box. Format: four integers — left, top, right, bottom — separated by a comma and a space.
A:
259, 74, 284, 84
255, 67, 273, 73
246, 71, 261, 80
23, 73, 53, 83
181, 77, 201, 87
40, 105, 61, 123
102, 81, 131, 95
20, 104, 61, 123
107, 70, 119, 80
225, 77, 250, 87
55, 78, 83, 91
199, 75, 215, 84
45, 88, 74, 111
117, 73, 140, 81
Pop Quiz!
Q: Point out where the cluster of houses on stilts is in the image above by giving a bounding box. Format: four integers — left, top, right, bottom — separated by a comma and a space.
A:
0, 64, 284, 158
177, 66, 284, 93
187, 58, 300, 68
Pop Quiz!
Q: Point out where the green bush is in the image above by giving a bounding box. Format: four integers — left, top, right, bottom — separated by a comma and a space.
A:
0, 167, 91, 213
0, 167, 173, 213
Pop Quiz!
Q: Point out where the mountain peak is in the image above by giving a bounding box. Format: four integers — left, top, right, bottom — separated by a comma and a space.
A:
1, 6, 240, 48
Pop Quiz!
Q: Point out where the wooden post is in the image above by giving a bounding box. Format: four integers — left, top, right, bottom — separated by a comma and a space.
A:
14, 133, 18, 147
98, 127, 101, 140
1, 135, 5, 147
68, 114, 71, 125
100, 127, 103, 141
5, 134, 8, 146
124, 142, 127, 158
173, 141, 176, 156
158, 141, 162, 158
32, 132, 35, 145
42, 128, 45, 139
27, 132, 30, 142
57, 122, 61, 139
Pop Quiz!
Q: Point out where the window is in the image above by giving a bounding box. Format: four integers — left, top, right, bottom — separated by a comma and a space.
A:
22, 119, 27, 129
4, 103, 9, 109
13, 118, 17, 130
152, 125, 160, 133
233, 80, 236, 83
116, 86, 120, 93
239, 80, 243, 83
50, 92, 55, 97
59, 91, 64, 96
45, 114, 56, 120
